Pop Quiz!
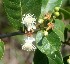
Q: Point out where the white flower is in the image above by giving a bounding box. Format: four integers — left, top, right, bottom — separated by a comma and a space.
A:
22, 37, 36, 51
22, 13, 36, 24
27, 23, 36, 31
21, 13, 36, 31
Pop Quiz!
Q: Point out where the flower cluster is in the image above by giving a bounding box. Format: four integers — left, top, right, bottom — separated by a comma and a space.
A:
22, 36, 36, 51
21, 13, 36, 31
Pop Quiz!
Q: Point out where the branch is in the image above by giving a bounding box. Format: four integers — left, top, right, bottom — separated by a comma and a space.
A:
0, 29, 70, 46
0, 31, 24, 38
0, 29, 40, 38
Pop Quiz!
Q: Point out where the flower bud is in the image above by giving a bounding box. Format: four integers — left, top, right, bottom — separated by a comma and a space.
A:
54, 12, 60, 17
54, 7, 60, 11
44, 31, 48, 36
38, 19, 44, 24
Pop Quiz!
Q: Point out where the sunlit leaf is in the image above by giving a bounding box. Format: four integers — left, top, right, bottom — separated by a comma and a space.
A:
36, 31, 61, 55
39, 0, 62, 18
53, 19, 65, 42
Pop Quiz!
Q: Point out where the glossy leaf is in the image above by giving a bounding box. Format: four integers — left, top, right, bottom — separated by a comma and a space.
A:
40, 0, 62, 18
53, 19, 65, 42
48, 51, 63, 64
3, 0, 42, 29
36, 31, 44, 44
0, 40, 4, 60
36, 31, 61, 55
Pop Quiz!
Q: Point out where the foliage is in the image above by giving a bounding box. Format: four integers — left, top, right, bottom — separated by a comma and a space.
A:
0, 40, 4, 60
0, 0, 70, 64
60, 8, 70, 19
39, 0, 62, 18
3, 0, 41, 29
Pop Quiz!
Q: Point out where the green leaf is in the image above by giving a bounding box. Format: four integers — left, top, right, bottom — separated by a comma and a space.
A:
0, 46, 3, 59
64, 7, 70, 13
0, 40, 4, 60
36, 31, 61, 55
40, 0, 62, 18
36, 31, 44, 44
33, 49, 64, 64
60, 8, 70, 19
3, 0, 42, 29
53, 19, 65, 42
48, 51, 63, 64
33, 49, 49, 64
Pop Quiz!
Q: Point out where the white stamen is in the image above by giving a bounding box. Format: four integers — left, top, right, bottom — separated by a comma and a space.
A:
21, 13, 36, 31
22, 36, 36, 51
